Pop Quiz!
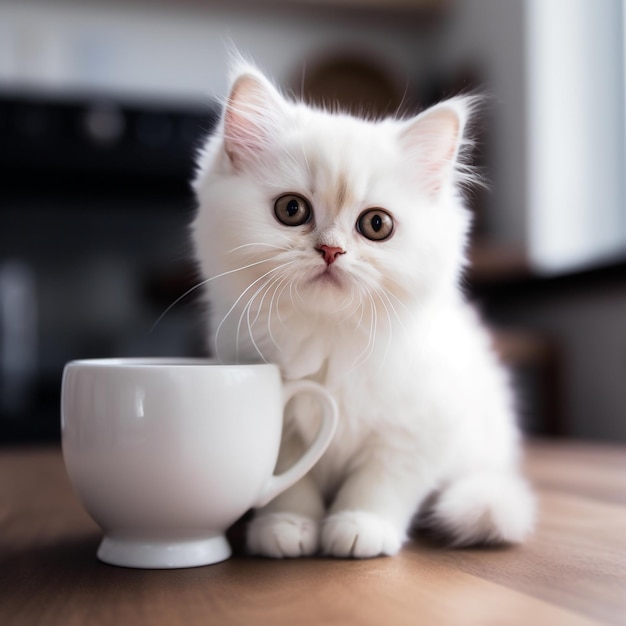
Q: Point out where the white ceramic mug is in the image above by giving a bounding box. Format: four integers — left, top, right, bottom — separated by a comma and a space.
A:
61, 358, 338, 569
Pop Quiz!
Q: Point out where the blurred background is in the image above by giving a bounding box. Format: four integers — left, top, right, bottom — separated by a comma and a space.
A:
0, 0, 625, 444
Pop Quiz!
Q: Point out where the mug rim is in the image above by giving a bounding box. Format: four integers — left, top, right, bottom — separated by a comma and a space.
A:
64, 357, 278, 370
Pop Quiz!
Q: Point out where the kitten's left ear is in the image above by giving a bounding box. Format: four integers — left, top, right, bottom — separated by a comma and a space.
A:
399, 97, 476, 198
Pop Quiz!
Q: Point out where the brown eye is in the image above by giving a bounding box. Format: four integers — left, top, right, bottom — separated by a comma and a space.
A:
357, 209, 394, 241
274, 194, 312, 227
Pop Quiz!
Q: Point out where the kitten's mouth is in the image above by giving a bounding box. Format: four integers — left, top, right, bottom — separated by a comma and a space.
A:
309, 265, 344, 288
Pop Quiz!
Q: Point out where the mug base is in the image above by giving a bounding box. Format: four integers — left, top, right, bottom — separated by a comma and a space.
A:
97, 534, 232, 569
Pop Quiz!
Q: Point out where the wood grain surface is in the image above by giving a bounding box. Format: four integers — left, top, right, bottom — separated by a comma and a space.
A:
1, 441, 624, 625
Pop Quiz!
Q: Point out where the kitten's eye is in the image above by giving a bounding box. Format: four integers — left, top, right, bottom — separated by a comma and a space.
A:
357, 209, 394, 241
274, 194, 312, 227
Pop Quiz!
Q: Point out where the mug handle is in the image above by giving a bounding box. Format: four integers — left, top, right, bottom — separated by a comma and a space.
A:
253, 379, 338, 508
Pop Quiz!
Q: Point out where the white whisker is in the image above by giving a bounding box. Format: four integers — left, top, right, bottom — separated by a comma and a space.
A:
288, 279, 296, 315
247, 267, 292, 359
365, 290, 379, 367
379, 289, 412, 341
384, 288, 413, 315
350, 287, 378, 371
290, 280, 306, 311
274, 275, 293, 330
294, 277, 306, 308
246, 288, 268, 362
336, 285, 358, 324
235, 272, 274, 358
214, 261, 296, 362
378, 271, 419, 304
267, 272, 291, 349
378, 287, 416, 381
241, 269, 285, 360
227, 242, 290, 254
249, 273, 277, 328
372, 287, 394, 375
354, 289, 367, 331
149, 257, 275, 334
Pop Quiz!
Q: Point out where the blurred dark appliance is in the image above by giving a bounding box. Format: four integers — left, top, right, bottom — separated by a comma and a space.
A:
0, 91, 218, 443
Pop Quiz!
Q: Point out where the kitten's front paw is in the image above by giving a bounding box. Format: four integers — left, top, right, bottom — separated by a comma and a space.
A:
321, 511, 403, 558
247, 513, 319, 558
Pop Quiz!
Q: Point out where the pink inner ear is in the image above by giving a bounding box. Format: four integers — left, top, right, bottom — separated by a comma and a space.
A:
403, 106, 461, 197
223, 74, 281, 167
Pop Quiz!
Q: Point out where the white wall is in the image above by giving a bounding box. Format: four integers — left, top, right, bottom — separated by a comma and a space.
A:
418, 0, 528, 248
3, 0, 624, 272
426, 0, 626, 274
526, 0, 626, 275
0, 1, 424, 104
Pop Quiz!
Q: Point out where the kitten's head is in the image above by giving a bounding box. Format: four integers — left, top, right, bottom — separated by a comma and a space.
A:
192, 60, 478, 345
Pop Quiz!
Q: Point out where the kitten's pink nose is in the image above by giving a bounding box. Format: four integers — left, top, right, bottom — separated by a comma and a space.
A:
317, 245, 345, 265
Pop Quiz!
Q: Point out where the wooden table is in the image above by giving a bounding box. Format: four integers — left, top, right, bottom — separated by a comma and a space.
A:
1, 440, 625, 625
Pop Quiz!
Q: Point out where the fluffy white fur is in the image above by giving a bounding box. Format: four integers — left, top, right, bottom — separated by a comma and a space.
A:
191, 59, 535, 558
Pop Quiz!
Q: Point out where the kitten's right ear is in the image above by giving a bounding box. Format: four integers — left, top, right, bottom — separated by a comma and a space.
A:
222, 67, 286, 169
399, 96, 479, 198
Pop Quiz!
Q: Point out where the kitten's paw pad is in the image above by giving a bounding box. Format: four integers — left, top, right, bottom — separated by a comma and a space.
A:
433, 472, 536, 547
247, 513, 319, 558
321, 511, 403, 558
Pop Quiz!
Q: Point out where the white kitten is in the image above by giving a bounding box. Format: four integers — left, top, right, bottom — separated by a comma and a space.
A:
191, 59, 535, 558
